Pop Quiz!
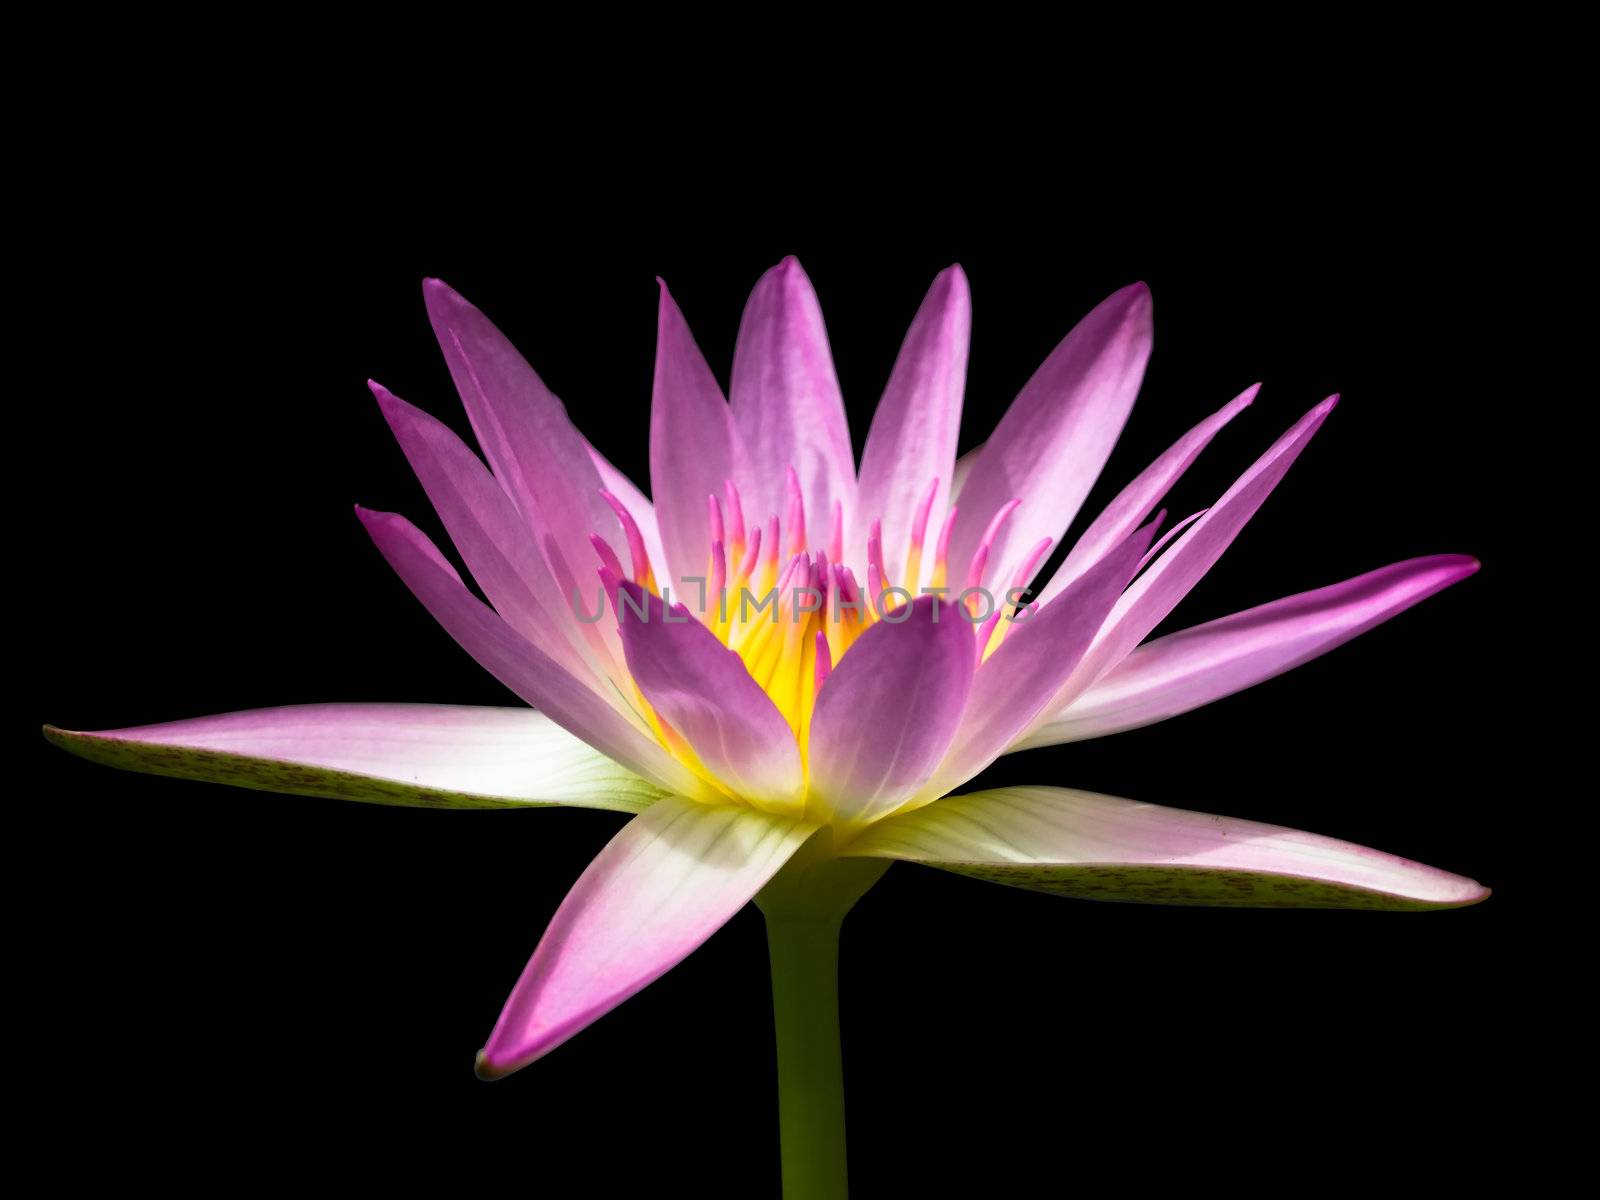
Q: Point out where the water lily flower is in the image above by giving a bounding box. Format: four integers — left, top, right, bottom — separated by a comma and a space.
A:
47, 260, 1484, 1198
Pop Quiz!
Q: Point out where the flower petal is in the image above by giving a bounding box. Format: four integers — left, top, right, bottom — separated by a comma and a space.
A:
915, 518, 1158, 804
478, 796, 816, 1078
946, 282, 1152, 592
1032, 396, 1339, 727
1018, 555, 1480, 748
370, 381, 616, 690
586, 444, 668, 587
808, 596, 974, 827
614, 582, 805, 813
422, 279, 621, 587
950, 443, 981, 502
731, 257, 856, 540
357, 506, 710, 800
650, 280, 749, 609
844, 786, 1488, 909
1037, 383, 1258, 604
44, 704, 665, 812
852, 265, 970, 584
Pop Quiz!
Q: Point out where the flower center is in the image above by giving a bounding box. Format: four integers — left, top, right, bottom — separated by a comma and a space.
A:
594, 467, 1051, 768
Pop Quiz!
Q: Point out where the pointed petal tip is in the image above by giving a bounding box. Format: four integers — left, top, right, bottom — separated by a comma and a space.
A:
474, 1050, 516, 1081
421, 276, 471, 318
931, 262, 971, 300
1102, 280, 1152, 324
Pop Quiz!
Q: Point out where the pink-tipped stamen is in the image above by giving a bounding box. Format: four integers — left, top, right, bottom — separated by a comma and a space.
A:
708, 494, 726, 548
737, 524, 763, 582
836, 565, 863, 613
710, 538, 727, 606
1007, 537, 1054, 605
784, 466, 807, 554
590, 533, 625, 583
723, 479, 746, 557
962, 544, 990, 614
902, 476, 940, 587
867, 560, 887, 616
968, 497, 1021, 586
867, 518, 887, 593
813, 629, 833, 696
930, 504, 959, 588
981, 537, 1054, 659
600, 489, 655, 587
765, 515, 781, 569
596, 565, 624, 618
975, 609, 1004, 667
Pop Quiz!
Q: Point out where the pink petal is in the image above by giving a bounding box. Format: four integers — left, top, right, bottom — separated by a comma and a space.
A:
1039, 396, 1339, 723
1037, 383, 1258, 604
586, 445, 668, 587
45, 704, 665, 812
357, 506, 708, 800
478, 796, 815, 1077
613, 582, 804, 813
370, 382, 610, 689
808, 596, 975, 827
422, 279, 621, 595
917, 517, 1158, 802
950, 443, 982, 502
845, 786, 1488, 909
1019, 554, 1480, 747
650, 280, 749, 609
731, 257, 857, 543
945, 282, 1153, 593
852, 265, 970, 584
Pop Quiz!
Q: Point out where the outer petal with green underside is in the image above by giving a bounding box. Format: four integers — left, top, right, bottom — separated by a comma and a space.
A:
44, 703, 666, 813
843, 785, 1487, 909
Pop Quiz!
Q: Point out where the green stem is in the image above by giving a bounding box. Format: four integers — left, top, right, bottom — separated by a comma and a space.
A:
765, 912, 849, 1200
756, 851, 889, 1200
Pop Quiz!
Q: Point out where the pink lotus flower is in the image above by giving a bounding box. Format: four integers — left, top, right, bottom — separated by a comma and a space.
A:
47, 259, 1483, 1197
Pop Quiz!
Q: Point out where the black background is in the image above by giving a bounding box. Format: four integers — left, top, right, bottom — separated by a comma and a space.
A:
31, 156, 1525, 1193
